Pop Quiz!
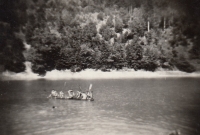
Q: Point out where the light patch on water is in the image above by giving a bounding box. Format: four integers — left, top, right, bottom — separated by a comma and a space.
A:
1, 62, 200, 80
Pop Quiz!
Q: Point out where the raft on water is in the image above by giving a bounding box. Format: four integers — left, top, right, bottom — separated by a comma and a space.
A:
49, 96, 94, 101
48, 84, 94, 101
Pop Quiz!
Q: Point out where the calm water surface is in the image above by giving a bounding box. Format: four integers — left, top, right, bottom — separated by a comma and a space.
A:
0, 78, 200, 135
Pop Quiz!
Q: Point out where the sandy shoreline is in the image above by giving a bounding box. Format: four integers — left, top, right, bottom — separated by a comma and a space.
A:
1, 68, 200, 80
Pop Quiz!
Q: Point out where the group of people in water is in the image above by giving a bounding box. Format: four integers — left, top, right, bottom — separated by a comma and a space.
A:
50, 90, 65, 98
48, 84, 93, 100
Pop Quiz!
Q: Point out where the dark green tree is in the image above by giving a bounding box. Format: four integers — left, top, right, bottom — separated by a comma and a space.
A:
125, 39, 143, 70
0, 0, 27, 73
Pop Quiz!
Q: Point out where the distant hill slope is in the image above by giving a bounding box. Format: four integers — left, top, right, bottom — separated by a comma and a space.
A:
1, 0, 200, 75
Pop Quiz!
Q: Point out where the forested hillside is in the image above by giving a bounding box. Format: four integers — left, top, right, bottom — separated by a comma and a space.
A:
1, 0, 200, 75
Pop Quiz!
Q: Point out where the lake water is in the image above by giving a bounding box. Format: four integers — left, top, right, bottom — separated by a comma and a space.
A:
0, 78, 200, 135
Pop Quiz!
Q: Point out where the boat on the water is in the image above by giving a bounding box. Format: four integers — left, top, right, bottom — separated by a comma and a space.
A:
50, 96, 94, 101
48, 84, 94, 101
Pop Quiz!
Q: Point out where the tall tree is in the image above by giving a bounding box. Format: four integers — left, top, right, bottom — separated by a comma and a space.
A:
0, 0, 27, 73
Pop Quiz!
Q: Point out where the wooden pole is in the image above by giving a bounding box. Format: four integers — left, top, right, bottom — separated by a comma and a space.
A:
164, 17, 166, 30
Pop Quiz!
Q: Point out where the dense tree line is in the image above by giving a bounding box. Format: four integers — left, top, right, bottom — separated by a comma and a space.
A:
0, 0, 27, 72
1, 0, 200, 75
